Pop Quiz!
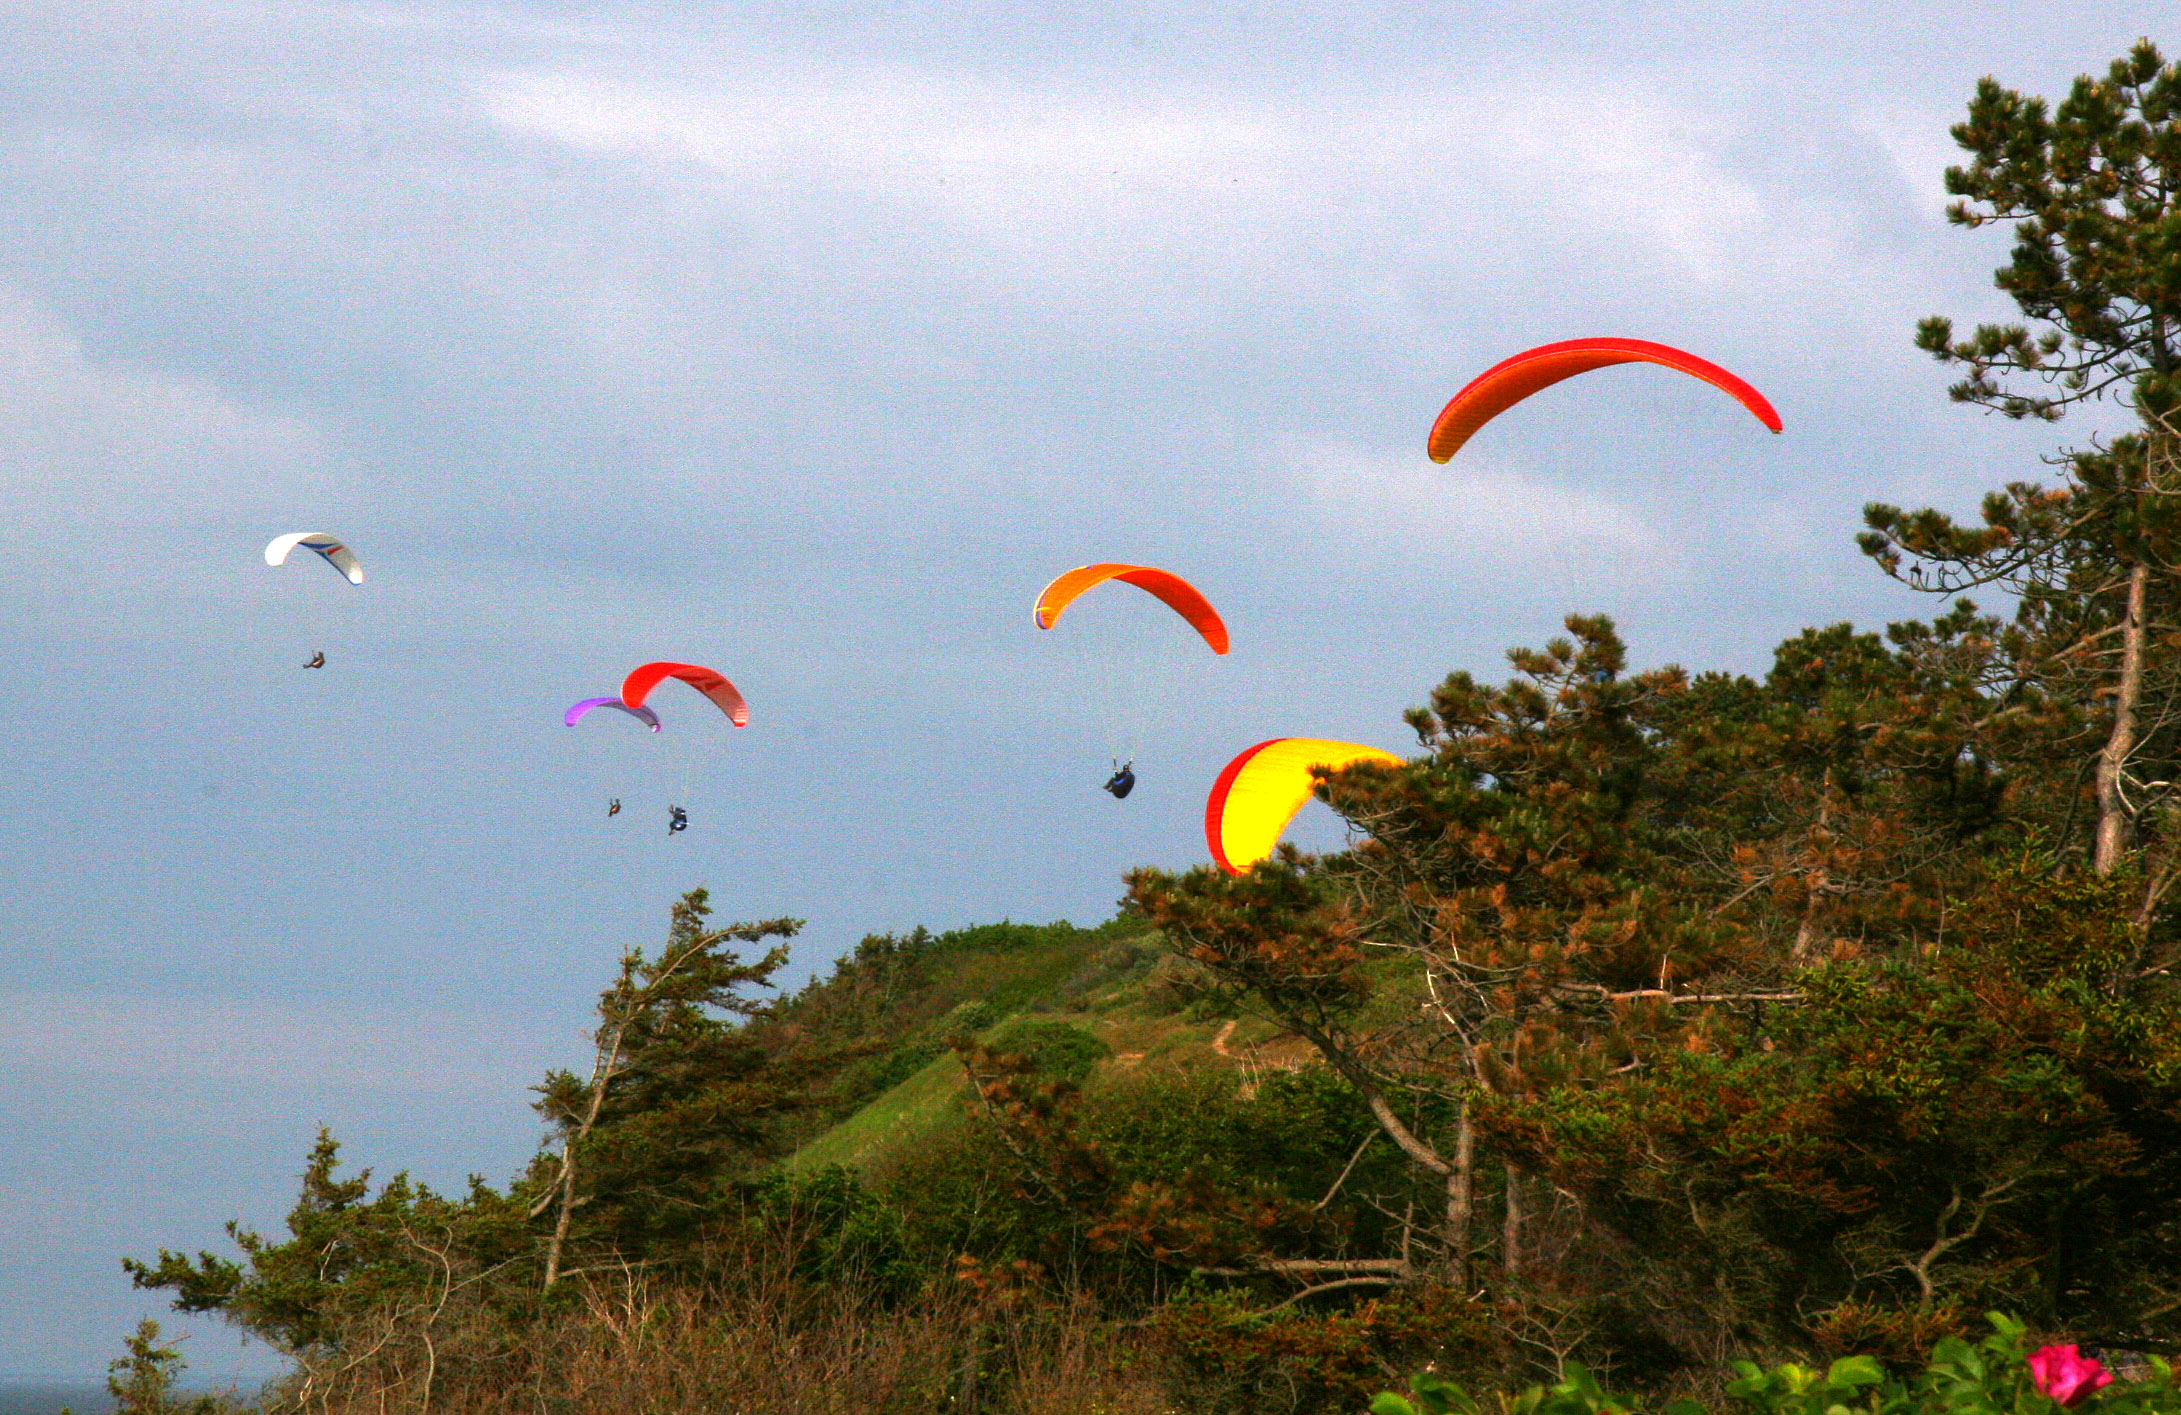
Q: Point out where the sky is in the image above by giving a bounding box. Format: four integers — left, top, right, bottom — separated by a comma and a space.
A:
0, 0, 2166, 1383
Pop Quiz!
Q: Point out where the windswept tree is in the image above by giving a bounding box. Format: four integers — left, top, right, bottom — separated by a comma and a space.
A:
126, 887, 810, 1368
531, 889, 801, 1287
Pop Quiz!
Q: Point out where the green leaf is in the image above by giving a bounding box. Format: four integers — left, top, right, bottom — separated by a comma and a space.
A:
1407, 1372, 1479, 1415
1828, 1356, 1886, 1388
1563, 1364, 1607, 1401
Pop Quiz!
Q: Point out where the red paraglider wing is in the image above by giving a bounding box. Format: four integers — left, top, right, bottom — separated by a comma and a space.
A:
621, 662, 749, 727
1032, 564, 1229, 654
1428, 337, 1782, 463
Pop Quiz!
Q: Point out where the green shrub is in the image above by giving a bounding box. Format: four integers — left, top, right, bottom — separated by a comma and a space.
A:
1058, 936, 1163, 1005
872, 1114, 1076, 1266
942, 998, 998, 1035
985, 1019, 1110, 1082
739, 1164, 922, 1297
834, 1040, 945, 1105
1160, 1285, 1499, 1415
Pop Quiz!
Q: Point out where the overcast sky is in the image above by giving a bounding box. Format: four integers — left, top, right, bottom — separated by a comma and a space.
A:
1, 0, 2165, 1382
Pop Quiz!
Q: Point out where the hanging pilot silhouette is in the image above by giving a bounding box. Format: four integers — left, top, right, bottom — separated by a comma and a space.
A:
606, 798, 621, 818
668, 804, 689, 834
302, 651, 325, 669
1103, 760, 1135, 799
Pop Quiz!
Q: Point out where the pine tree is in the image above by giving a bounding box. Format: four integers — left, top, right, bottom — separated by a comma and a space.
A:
530, 888, 801, 1287
1865, 40, 2181, 889
105, 1320, 222, 1415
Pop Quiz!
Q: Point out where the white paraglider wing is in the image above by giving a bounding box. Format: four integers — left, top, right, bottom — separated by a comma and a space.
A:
265, 532, 364, 585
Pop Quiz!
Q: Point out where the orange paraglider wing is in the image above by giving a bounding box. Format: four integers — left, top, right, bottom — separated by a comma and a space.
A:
1205, 738, 1400, 874
621, 661, 749, 727
1033, 564, 1228, 654
1428, 337, 1782, 463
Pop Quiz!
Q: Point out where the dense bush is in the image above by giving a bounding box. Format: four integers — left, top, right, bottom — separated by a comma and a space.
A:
1377, 1315, 2181, 1415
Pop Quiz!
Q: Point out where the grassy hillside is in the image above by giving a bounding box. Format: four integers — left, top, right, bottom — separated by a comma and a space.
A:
774, 912, 1320, 1174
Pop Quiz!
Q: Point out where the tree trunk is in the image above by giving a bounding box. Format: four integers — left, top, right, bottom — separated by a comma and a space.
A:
2096, 559, 2151, 874
1793, 770, 1834, 962
1281, 1017, 1473, 1280
1502, 1161, 1522, 1282
542, 1139, 578, 1290
1446, 1099, 1474, 1288
958, 1326, 983, 1415
542, 1013, 629, 1291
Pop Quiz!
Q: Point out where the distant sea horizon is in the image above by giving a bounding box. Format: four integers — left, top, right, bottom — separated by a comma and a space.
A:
0, 1380, 108, 1415
0, 1376, 258, 1415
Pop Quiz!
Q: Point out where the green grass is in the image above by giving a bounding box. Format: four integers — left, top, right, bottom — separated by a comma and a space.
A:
786, 1047, 974, 1172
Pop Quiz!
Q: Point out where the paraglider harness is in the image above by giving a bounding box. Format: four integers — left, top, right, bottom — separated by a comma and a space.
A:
668, 804, 689, 834
303, 651, 325, 669
607, 798, 622, 818
1103, 760, 1135, 799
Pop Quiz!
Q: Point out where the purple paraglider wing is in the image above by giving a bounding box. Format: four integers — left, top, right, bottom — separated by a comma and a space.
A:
564, 697, 662, 732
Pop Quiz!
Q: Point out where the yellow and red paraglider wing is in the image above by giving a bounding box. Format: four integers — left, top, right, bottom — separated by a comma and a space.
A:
1205, 738, 1400, 875
620, 661, 749, 727
1032, 563, 1229, 654
1427, 337, 1782, 463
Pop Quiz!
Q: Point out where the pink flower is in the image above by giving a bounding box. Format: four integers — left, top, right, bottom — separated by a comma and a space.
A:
2028, 1346, 2112, 1408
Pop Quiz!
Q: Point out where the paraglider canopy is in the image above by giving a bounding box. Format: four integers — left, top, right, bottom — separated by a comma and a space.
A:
1428, 338, 1782, 463
1205, 738, 1400, 874
264, 532, 364, 585
621, 662, 748, 728
1033, 564, 1229, 655
564, 697, 662, 732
